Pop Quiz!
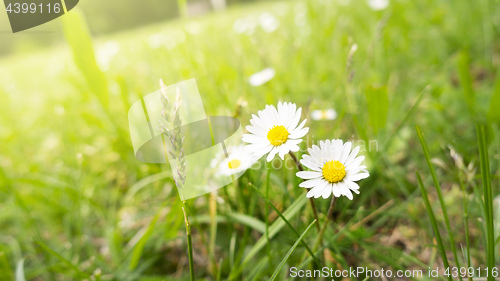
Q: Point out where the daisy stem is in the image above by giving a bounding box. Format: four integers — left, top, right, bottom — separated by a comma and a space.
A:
288, 151, 321, 232
312, 197, 336, 260
182, 202, 196, 281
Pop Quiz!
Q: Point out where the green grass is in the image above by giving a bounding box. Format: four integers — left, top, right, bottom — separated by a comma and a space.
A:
0, 0, 499, 280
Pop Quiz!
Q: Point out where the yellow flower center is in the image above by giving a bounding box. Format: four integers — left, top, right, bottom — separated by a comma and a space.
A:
228, 159, 241, 169
322, 160, 346, 183
267, 125, 289, 146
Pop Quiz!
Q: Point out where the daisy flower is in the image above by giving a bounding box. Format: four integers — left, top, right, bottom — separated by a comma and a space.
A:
311, 109, 338, 121
210, 145, 257, 177
368, 0, 389, 10
243, 102, 309, 162
296, 139, 369, 200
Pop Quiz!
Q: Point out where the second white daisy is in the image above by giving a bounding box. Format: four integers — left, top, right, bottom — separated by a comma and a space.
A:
211, 145, 257, 177
296, 139, 369, 200
243, 102, 309, 162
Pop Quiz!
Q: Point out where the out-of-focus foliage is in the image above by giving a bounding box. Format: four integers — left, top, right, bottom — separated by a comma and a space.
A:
0, 0, 260, 56
0, 0, 499, 279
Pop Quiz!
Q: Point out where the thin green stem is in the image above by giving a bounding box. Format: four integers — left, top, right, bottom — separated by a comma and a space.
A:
208, 191, 218, 277
416, 171, 452, 281
416, 125, 462, 278
289, 151, 321, 233
476, 125, 495, 281
182, 203, 195, 281
177, 0, 188, 18
265, 166, 272, 267
248, 183, 322, 267
312, 197, 336, 256
458, 178, 472, 281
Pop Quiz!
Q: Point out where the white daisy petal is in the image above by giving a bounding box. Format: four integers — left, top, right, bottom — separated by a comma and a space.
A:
269, 105, 280, 124
344, 146, 360, 165
288, 144, 300, 152
300, 157, 321, 171
296, 171, 322, 179
250, 114, 268, 131
339, 142, 352, 163
321, 182, 332, 199
245, 143, 270, 153
331, 139, 344, 160
346, 172, 370, 182
332, 183, 342, 197
307, 187, 319, 198
278, 145, 289, 160
299, 178, 324, 188
254, 145, 273, 158
242, 134, 268, 144
287, 139, 302, 145
344, 181, 360, 191
246, 125, 267, 136
346, 156, 365, 170
266, 146, 279, 162
287, 107, 302, 130
289, 127, 309, 139
286, 103, 297, 128
343, 187, 354, 200
294, 119, 307, 132
311, 181, 328, 198
278, 101, 289, 124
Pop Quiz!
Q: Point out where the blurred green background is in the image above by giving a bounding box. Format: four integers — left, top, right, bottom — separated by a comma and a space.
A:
0, 0, 500, 280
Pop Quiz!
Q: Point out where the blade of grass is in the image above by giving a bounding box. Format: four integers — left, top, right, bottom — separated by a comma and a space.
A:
476, 124, 495, 281
15, 259, 26, 281
416, 125, 462, 277
488, 71, 500, 123
456, 51, 476, 115
457, 178, 472, 281
129, 202, 166, 270
0, 252, 14, 280
35, 240, 91, 279
192, 213, 266, 234
270, 220, 317, 281
228, 194, 308, 280
265, 167, 272, 269
0, 167, 56, 280
62, 10, 109, 108
416, 171, 452, 281
209, 191, 218, 277
248, 183, 321, 267
365, 85, 389, 134
246, 257, 270, 281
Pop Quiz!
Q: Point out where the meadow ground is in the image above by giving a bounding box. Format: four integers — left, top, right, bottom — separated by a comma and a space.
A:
0, 0, 499, 280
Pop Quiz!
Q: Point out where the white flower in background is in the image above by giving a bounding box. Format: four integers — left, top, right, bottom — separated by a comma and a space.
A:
273, 2, 289, 17
368, 0, 389, 10
211, 145, 257, 176
147, 30, 184, 50
294, 12, 307, 27
185, 21, 202, 34
296, 139, 369, 200
96, 41, 120, 71
311, 109, 338, 121
259, 12, 280, 33
337, 0, 351, 6
243, 102, 309, 161
233, 17, 257, 35
248, 68, 275, 86
148, 34, 165, 49
172, 30, 186, 44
